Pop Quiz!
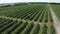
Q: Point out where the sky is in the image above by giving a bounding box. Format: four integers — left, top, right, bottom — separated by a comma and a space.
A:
0, 0, 60, 4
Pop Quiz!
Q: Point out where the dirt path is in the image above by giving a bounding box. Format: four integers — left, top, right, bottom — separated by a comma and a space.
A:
49, 5, 60, 34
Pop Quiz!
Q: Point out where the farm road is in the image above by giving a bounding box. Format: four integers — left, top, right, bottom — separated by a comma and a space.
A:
49, 5, 60, 34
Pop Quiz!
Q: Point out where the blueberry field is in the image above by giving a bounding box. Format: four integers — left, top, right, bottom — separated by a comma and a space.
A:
0, 4, 56, 34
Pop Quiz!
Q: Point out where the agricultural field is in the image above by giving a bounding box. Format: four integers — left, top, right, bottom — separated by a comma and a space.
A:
0, 4, 56, 34
51, 4, 60, 21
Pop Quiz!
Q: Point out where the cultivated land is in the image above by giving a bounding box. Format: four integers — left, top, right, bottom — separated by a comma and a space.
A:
49, 5, 60, 34
0, 4, 60, 34
51, 5, 60, 22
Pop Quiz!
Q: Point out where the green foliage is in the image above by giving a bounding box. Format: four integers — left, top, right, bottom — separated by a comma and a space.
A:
0, 4, 56, 34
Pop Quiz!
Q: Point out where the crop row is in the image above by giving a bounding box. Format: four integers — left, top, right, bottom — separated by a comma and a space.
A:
0, 4, 53, 23
0, 4, 55, 34
0, 18, 55, 34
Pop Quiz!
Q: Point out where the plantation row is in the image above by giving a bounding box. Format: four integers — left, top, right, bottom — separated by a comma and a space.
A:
51, 4, 60, 21
0, 4, 53, 23
0, 18, 55, 34
0, 4, 56, 34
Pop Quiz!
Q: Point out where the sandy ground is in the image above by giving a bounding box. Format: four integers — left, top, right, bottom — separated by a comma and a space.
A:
49, 5, 60, 34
